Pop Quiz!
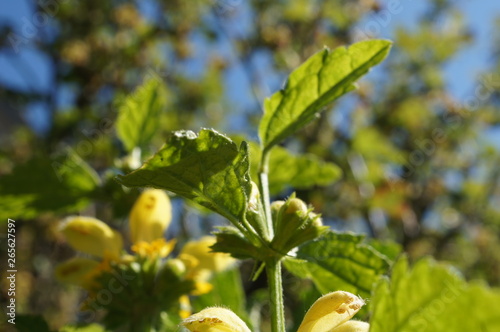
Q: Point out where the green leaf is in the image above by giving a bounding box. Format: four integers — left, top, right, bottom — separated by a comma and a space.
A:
212, 226, 264, 261
116, 129, 251, 224
0, 150, 100, 220
366, 238, 402, 262
116, 78, 168, 152
259, 40, 392, 151
283, 231, 391, 299
370, 257, 500, 332
15, 315, 52, 332
249, 143, 341, 195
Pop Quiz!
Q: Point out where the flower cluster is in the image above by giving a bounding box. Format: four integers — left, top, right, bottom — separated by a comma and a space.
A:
55, 189, 235, 322
55, 189, 173, 288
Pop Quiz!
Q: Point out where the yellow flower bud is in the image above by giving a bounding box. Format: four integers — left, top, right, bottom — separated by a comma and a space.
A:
60, 216, 123, 259
55, 257, 99, 287
129, 189, 171, 244
180, 236, 236, 280
330, 321, 370, 332
181, 307, 251, 332
297, 291, 365, 332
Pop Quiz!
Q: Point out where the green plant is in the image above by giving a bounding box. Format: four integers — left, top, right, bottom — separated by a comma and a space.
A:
13, 39, 500, 332
116, 39, 500, 332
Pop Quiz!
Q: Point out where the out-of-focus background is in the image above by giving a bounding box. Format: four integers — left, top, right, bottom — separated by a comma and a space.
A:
0, 0, 500, 330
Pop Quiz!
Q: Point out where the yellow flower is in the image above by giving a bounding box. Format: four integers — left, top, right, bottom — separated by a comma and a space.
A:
181, 291, 368, 332
129, 189, 171, 244
55, 257, 99, 288
60, 216, 123, 259
131, 238, 176, 258
179, 295, 192, 319
181, 307, 251, 332
83, 256, 115, 291
191, 281, 214, 296
297, 291, 366, 332
180, 236, 236, 280
326, 321, 369, 332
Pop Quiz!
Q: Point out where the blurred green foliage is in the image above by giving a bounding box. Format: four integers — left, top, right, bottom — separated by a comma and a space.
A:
1, 0, 500, 331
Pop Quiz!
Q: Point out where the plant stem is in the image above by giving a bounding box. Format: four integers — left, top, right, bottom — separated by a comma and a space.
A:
260, 149, 285, 332
266, 258, 286, 332
258, 150, 274, 238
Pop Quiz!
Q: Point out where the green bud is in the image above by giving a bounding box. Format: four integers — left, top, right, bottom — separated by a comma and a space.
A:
271, 195, 328, 255
271, 200, 285, 228
309, 211, 323, 227
245, 182, 271, 241
284, 198, 308, 216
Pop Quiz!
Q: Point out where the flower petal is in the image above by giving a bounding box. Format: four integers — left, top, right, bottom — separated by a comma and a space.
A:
129, 189, 171, 244
60, 216, 123, 259
180, 236, 236, 280
131, 238, 175, 258
55, 257, 99, 287
331, 321, 370, 332
181, 307, 251, 332
297, 291, 365, 332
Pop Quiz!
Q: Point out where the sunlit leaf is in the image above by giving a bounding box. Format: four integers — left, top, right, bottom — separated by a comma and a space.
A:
283, 232, 392, 299
370, 256, 500, 332
116, 129, 251, 223
116, 78, 168, 152
259, 40, 392, 151
366, 239, 402, 262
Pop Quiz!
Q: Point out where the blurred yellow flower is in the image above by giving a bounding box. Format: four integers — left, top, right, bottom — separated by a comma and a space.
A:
131, 238, 176, 258
181, 307, 251, 332
55, 257, 99, 288
60, 216, 123, 259
57, 190, 228, 324
173, 250, 217, 319
129, 189, 171, 244
191, 281, 214, 296
180, 236, 236, 280
179, 295, 192, 319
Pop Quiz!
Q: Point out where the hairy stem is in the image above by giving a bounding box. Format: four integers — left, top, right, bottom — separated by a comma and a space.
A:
259, 150, 285, 332
266, 258, 286, 332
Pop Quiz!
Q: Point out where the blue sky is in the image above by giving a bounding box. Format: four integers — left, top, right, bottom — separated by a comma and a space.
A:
0, 0, 499, 135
